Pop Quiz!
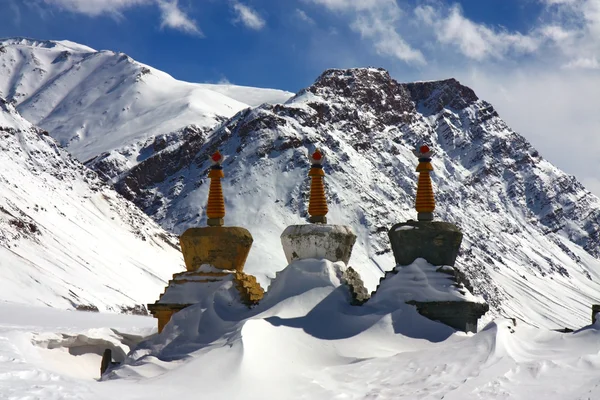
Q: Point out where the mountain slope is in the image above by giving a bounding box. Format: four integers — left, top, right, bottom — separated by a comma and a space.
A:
112, 68, 600, 329
0, 37, 293, 166
0, 97, 184, 311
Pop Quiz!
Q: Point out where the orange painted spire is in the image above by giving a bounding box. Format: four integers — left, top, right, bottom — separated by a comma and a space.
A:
308, 149, 328, 224
414, 145, 435, 221
206, 151, 225, 226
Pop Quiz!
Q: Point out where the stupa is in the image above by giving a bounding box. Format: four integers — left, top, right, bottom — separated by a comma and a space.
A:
386, 145, 489, 333
148, 151, 264, 333
280, 149, 357, 265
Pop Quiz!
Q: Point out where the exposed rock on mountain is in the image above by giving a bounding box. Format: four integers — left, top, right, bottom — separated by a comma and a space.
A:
110, 68, 600, 329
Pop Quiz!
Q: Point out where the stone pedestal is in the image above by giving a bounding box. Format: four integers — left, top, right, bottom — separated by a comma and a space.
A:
592, 304, 600, 324
388, 220, 462, 267
280, 224, 356, 264
148, 303, 190, 333
407, 300, 489, 333
180, 227, 253, 271
385, 220, 488, 333
148, 226, 262, 333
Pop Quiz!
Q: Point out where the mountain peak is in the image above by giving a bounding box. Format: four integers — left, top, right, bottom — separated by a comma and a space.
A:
306, 67, 397, 99
0, 37, 96, 53
294, 68, 481, 123
404, 78, 480, 115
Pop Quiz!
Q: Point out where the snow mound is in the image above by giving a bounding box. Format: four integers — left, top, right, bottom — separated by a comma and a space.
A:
2, 290, 600, 398
110, 259, 456, 383
31, 328, 144, 379
372, 258, 484, 304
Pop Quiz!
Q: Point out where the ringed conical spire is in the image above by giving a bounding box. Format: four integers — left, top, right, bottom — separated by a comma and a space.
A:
414, 145, 435, 221
308, 149, 328, 224
206, 151, 225, 226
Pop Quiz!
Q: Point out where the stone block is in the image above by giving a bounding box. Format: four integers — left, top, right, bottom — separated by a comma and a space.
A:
342, 266, 370, 305
388, 220, 463, 266
179, 227, 253, 272
280, 224, 356, 265
407, 300, 489, 333
234, 271, 265, 306
147, 303, 190, 333
593, 304, 600, 324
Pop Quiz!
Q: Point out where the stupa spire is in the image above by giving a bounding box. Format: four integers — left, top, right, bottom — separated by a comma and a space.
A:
414, 145, 435, 221
308, 149, 328, 224
206, 151, 225, 226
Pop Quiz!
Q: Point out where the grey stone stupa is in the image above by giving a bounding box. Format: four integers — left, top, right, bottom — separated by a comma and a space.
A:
386, 145, 489, 333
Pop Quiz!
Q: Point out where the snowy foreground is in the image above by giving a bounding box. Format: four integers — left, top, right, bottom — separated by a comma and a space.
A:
1, 260, 600, 400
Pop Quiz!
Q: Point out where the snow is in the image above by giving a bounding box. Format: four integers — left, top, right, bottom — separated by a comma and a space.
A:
0, 98, 184, 311
0, 38, 292, 166
395, 225, 417, 230
0, 42, 600, 398
157, 273, 234, 304
376, 258, 484, 303
198, 83, 293, 106
1, 259, 600, 399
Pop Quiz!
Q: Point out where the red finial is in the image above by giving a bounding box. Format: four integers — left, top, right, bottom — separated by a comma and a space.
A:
419, 145, 430, 154
310, 149, 325, 165
212, 151, 222, 162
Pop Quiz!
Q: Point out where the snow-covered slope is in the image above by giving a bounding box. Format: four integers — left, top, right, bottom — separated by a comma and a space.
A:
0, 37, 293, 169
0, 97, 184, 311
112, 68, 600, 329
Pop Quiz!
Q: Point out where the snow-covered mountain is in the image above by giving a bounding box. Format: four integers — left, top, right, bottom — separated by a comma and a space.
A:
2, 36, 599, 329
0, 96, 184, 311
110, 68, 600, 329
0, 37, 293, 177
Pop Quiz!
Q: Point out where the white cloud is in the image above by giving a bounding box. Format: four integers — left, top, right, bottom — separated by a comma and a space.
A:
9, 0, 22, 26
231, 2, 266, 30
43, 0, 151, 17
307, 0, 426, 64
157, 0, 201, 35
42, 0, 200, 34
415, 5, 542, 61
563, 56, 600, 69
296, 8, 316, 25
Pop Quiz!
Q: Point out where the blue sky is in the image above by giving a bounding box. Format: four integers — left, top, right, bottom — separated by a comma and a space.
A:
0, 0, 570, 90
1, 0, 600, 194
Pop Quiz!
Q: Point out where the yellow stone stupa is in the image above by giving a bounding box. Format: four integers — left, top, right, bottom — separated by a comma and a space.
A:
148, 151, 264, 333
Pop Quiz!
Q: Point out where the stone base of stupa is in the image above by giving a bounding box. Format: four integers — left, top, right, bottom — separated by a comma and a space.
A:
148, 266, 264, 333
407, 300, 489, 333
280, 224, 357, 265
